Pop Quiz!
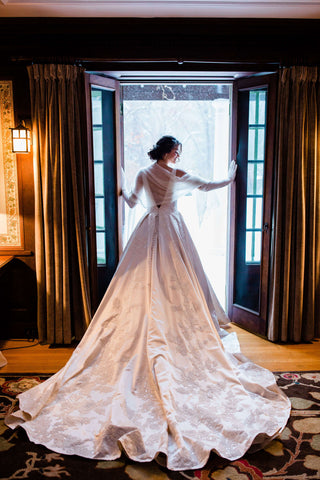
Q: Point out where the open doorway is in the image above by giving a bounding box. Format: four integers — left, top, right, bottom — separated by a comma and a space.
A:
122, 82, 232, 308
86, 71, 277, 335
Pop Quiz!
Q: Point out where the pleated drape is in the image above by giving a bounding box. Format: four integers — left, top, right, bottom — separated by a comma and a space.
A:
268, 66, 320, 342
28, 64, 91, 344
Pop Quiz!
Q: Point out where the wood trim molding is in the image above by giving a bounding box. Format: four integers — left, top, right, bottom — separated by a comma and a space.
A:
1, 1, 320, 18
0, 255, 13, 268
0, 249, 32, 256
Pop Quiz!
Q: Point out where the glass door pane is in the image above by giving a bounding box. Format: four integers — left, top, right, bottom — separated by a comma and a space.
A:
245, 90, 266, 264
91, 85, 118, 302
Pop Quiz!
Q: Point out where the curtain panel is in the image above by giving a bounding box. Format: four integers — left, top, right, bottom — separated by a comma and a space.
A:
28, 64, 91, 344
269, 66, 320, 342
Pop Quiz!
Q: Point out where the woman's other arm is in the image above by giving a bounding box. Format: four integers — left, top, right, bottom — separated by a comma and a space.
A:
121, 169, 144, 208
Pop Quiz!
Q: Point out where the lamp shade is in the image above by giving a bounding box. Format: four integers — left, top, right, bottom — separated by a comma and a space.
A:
10, 123, 31, 153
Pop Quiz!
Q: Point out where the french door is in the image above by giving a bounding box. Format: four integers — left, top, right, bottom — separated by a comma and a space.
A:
228, 74, 277, 336
85, 74, 123, 312
85, 72, 278, 337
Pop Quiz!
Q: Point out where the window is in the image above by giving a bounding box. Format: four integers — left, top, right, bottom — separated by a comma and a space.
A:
91, 88, 107, 265
245, 90, 267, 264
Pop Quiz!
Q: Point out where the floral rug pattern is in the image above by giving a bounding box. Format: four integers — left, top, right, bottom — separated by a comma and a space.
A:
1, 372, 320, 479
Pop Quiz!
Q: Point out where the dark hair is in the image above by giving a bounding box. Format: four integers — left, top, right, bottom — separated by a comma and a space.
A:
148, 136, 181, 161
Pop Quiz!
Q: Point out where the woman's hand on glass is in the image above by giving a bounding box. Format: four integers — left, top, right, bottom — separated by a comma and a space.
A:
228, 160, 237, 182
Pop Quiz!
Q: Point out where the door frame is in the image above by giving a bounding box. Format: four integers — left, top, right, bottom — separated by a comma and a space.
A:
228, 73, 278, 336
85, 71, 278, 331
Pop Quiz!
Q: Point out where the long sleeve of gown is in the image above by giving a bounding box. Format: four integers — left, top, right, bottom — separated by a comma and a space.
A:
180, 160, 236, 193
122, 170, 144, 208
177, 173, 233, 196
197, 177, 233, 191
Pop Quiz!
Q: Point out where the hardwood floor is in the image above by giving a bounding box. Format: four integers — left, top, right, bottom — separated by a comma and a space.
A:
0, 323, 320, 375
0, 339, 75, 375
229, 324, 320, 371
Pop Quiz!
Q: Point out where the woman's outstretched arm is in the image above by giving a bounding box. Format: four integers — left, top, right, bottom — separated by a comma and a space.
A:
198, 160, 237, 192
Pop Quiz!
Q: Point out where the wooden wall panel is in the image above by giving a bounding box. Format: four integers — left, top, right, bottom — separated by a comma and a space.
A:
1, 18, 320, 66
0, 67, 36, 339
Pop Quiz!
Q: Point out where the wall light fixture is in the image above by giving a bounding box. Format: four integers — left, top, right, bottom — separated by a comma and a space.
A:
10, 122, 31, 153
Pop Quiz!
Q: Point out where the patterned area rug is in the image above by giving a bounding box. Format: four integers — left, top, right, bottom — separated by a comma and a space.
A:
1, 372, 320, 479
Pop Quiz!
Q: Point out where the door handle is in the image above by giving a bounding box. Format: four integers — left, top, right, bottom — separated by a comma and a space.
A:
263, 223, 269, 232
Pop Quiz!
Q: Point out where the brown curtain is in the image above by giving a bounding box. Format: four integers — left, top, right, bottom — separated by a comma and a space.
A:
268, 66, 320, 342
28, 64, 91, 344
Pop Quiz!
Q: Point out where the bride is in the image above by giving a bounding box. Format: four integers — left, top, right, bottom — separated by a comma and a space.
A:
6, 135, 290, 471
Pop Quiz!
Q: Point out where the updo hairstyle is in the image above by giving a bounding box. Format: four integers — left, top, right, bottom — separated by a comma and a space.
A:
148, 136, 181, 161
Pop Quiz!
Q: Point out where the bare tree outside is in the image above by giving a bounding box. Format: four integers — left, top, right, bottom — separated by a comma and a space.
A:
122, 83, 231, 308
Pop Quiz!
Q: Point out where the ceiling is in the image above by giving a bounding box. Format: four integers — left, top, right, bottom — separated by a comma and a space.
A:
1, 0, 320, 18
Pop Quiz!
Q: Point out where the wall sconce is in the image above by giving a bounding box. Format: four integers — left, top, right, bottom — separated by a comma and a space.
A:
10, 121, 31, 153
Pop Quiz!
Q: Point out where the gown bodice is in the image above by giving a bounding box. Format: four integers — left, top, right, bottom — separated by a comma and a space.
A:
122, 162, 218, 211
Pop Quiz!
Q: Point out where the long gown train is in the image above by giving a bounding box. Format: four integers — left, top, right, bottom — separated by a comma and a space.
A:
5, 162, 291, 471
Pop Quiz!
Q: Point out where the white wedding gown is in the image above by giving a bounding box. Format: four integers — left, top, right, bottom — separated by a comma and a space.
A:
6, 162, 291, 471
